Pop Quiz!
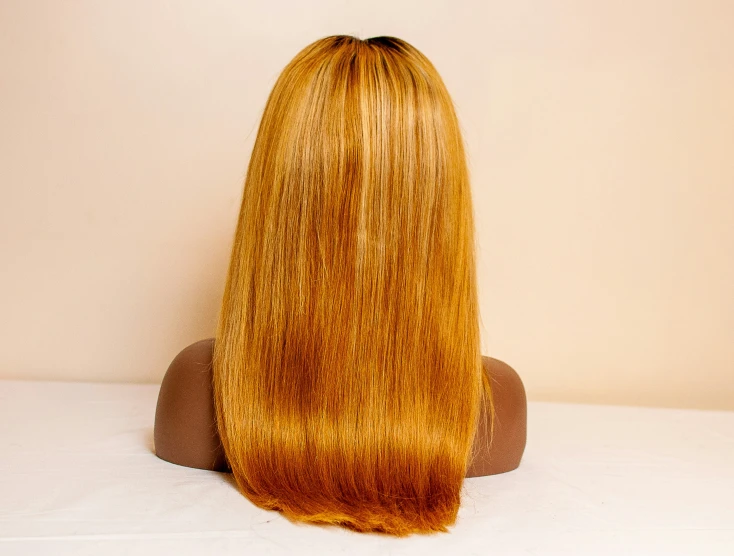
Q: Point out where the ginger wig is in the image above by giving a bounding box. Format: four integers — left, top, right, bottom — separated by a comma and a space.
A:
212, 34, 494, 536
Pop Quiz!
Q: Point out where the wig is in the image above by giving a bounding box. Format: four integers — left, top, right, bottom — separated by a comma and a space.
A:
212, 35, 495, 536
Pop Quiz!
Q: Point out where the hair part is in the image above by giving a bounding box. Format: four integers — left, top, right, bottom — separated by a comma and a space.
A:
213, 34, 495, 536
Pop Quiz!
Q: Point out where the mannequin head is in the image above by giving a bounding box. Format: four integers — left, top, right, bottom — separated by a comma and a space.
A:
212, 35, 493, 536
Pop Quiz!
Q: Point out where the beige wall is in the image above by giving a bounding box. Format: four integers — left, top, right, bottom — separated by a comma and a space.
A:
1, 1, 732, 410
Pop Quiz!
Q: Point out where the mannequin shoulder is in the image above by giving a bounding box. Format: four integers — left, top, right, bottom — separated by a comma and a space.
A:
466, 356, 527, 477
152, 340, 527, 477
153, 338, 227, 471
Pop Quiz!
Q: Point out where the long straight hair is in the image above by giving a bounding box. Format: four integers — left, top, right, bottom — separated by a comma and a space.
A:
212, 35, 494, 536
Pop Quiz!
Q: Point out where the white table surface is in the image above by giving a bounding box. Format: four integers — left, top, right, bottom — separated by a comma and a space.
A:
0, 379, 732, 555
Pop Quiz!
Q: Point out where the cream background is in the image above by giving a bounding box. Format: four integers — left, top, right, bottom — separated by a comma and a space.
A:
1, 1, 732, 410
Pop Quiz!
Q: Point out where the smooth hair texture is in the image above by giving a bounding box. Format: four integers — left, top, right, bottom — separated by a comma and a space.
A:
212, 34, 495, 536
